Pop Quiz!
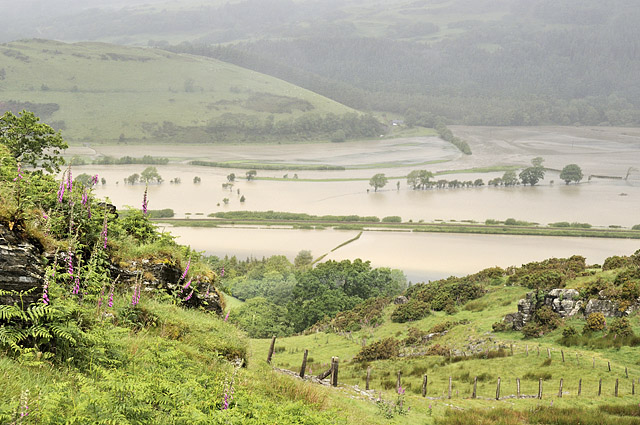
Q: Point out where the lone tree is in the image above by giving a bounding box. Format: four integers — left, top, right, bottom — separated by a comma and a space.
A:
246, 170, 257, 181
0, 110, 68, 172
369, 173, 388, 192
519, 167, 545, 186
140, 166, 163, 183
560, 164, 583, 184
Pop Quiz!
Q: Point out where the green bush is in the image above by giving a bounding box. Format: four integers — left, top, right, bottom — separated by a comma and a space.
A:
603, 255, 631, 270
355, 337, 400, 362
522, 322, 545, 338
381, 216, 402, 223
492, 321, 511, 332
609, 317, 634, 337
390, 298, 430, 323
584, 312, 606, 333
562, 326, 578, 338
403, 327, 427, 345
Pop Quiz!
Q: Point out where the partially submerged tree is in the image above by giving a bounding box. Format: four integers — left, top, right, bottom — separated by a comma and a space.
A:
369, 173, 388, 192
560, 164, 583, 184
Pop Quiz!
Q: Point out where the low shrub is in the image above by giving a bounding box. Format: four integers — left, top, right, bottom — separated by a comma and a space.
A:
609, 317, 634, 337
381, 216, 402, 223
523, 371, 553, 381
390, 299, 430, 323
492, 321, 511, 332
355, 337, 400, 362
584, 313, 606, 333
426, 343, 450, 356
404, 327, 428, 345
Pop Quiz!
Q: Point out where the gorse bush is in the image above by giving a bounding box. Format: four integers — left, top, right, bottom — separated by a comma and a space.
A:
390, 298, 430, 323
355, 337, 400, 362
584, 313, 606, 333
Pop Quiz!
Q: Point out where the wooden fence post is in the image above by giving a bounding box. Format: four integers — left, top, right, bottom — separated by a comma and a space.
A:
537, 346, 540, 357
593, 357, 595, 369
449, 376, 452, 399
366, 367, 371, 391
299, 349, 309, 378
510, 344, 514, 356
633, 380, 635, 395
598, 378, 602, 396
422, 375, 427, 397
331, 357, 339, 387
578, 378, 582, 396
626, 367, 629, 378
547, 348, 551, 359
496, 377, 501, 400
472, 377, 477, 399
397, 371, 402, 392
267, 336, 276, 364
558, 378, 563, 398
526, 345, 529, 356
561, 350, 565, 363
517, 378, 521, 399
615, 378, 619, 397
608, 361, 611, 372
538, 378, 543, 399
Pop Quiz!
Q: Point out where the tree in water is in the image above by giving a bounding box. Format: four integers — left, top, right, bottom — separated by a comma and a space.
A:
369, 173, 388, 192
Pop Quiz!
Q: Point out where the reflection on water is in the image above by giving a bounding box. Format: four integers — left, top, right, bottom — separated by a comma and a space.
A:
164, 226, 640, 284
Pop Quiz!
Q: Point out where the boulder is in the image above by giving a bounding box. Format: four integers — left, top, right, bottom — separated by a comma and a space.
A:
394, 295, 408, 305
0, 223, 45, 306
584, 299, 621, 318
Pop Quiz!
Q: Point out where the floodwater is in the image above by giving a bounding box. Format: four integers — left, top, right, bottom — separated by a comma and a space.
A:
66, 126, 640, 280
164, 226, 640, 283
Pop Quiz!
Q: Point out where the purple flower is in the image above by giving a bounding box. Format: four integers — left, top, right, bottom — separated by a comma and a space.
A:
221, 267, 225, 277
183, 278, 192, 291
67, 168, 73, 191
107, 284, 114, 308
98, 286, 105, 308
184, 290, 194, 302
67, 248, 74, 276
57, 178, 65, 203
100, 217, 108, 249
142, 186, 148, 214
72, 277, 80, 295
180, 258, 191, 281
13, 164, 23, 181
82, 189, 88, 206
397, 385, 405, 395
131, 285, 141, 307
42, 212, 48, 220
92, 174, 99, 185
224, 311, 229, 322
42, 272, 50, 305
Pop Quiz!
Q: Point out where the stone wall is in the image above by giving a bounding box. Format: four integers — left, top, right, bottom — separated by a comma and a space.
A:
503, 288, 635, 330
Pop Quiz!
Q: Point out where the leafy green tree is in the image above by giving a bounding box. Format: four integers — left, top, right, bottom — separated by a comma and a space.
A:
229, 297, 293, 338
246, 170, 257, 181
369, 173, 388, 192
502, 170, 518, 186
227, 173, 236, 182
560, 164, 583, 184
125, 173, 140, 185
407, 170, 434, 190
294, 250, 313, 268
193, 176, 201, 183
519, 167, 545, 186
0, 110, 68, 172
140, 166, 162, 183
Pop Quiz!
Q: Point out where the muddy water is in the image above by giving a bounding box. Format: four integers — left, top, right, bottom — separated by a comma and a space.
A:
164, 226, 640, 283
87, 164, 640, 227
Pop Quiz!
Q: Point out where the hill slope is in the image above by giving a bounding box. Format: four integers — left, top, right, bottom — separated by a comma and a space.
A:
0, 39, 362, 144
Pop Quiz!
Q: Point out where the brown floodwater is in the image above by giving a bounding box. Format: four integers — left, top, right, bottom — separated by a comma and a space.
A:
164, 226, 640, 283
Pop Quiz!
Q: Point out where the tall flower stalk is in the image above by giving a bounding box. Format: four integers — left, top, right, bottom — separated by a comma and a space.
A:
142, 185, 148, 214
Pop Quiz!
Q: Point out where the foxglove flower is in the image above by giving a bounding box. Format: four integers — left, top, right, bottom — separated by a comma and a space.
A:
183, 278, 192, 291
184, 290, 194, 302
72, 277, 80, 295
221, 267, 225, 277
224, 311, 229, 322
100, 218, 108, 249
91, 174, 99, 185
67, 247, 74, 276
13, 163, 23, 181
57, 178, 65, 203
107, 283, 114, 308
142, 186, 148, 214
82, 189, 88, 206
180, 258, 191, 281
67, 168, 73, 191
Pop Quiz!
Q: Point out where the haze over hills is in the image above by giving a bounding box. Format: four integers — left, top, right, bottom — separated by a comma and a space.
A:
2, 0, 638, 127
0, 39, 376, 144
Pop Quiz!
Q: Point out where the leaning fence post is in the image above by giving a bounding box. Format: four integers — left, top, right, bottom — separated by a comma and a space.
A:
267, 336, 276, 364
299, 349, 308, 378
598, 378, 602, 396
422, 374, 428, 397
472, 376, 477, 399
366, 367, 371, 391
496, 377, 501, 400
561, 350, 565, 363
578, 378, 582, 396
558, 378, 563, 398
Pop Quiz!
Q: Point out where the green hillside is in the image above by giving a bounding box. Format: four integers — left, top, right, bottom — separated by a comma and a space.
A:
0, 39, 363, 144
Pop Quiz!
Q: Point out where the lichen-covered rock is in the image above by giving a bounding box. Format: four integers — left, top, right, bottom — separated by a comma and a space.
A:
0, 223, 45, 305
545, 289, 582, 318
584, 299, 621, 318
394, 295, 408, 305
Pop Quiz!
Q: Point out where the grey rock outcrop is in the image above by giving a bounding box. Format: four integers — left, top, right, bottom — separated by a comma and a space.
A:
394, 295, 408, 305
0, 223, 45, 306
545, 289, 582, 318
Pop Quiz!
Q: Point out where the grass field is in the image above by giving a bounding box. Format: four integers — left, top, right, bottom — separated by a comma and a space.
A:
0, 39, 355, 143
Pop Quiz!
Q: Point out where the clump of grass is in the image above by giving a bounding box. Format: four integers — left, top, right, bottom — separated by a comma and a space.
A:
523, 371, 552, 381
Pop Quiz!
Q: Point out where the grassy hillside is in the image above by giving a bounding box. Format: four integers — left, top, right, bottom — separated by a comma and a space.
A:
252, 257, 640, 424
0, 39, 359, 144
